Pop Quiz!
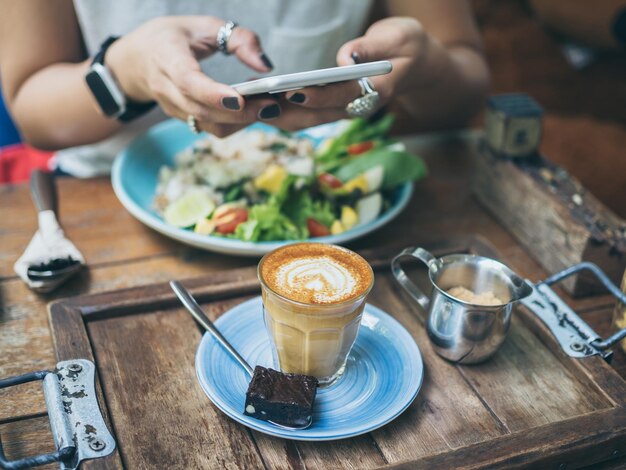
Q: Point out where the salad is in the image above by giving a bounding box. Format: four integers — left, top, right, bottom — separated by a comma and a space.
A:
154, 116, 426, 242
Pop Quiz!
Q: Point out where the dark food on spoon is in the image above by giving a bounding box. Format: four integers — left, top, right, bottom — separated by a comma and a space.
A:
244, 366, 318, 427
28, 256, 78, 274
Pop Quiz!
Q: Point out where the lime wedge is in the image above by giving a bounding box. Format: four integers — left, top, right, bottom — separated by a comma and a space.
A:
163, 191, 216, 228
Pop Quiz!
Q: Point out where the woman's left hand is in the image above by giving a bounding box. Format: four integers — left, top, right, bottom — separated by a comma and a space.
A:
266, 17, 429, 131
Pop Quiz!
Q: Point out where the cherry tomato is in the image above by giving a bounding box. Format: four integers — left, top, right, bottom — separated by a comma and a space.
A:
318, 172, 343, 189
307, 218, 331, 237
215, 208, 248, 234
346, 141, 374, 155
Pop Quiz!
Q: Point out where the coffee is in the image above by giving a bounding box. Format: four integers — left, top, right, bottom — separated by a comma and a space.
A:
260, 243, 372, 304
258, 243, 374, 385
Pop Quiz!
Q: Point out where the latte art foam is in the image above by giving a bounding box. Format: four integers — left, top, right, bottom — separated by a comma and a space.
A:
277, 257, 357, 303
260, 243, 373, 304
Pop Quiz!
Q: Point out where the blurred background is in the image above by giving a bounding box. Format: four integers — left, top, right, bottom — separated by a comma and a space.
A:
1, 0, 624, 217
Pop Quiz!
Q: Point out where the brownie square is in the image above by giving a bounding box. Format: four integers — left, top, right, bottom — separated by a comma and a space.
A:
244, 366, 318, 427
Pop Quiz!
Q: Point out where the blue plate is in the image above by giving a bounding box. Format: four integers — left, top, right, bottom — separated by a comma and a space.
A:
195, 297, 424, 441
112, 119, 413, 256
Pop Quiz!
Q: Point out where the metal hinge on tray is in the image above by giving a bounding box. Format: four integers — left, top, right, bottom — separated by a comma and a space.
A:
522, 262, 626, 360
0, 360, 115, 470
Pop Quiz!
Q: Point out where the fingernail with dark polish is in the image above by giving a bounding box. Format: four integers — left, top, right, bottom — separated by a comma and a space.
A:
260, 52, 274, 70
259, 104, 281, 120
351, 52, 360, 64
222, 97, 241, 110
288, 92, 306, 104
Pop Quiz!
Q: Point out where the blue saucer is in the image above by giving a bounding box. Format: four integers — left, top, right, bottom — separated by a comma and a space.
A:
195, 297, 424, 441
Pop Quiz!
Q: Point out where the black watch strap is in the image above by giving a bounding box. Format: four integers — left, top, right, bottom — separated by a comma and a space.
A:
93, 36, 156, 122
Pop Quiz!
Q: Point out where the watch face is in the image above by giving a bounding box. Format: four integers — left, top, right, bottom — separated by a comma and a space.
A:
86, 69, 121, 116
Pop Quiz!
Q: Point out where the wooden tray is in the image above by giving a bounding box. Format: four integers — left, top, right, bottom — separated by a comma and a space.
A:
48, 236, 626, 469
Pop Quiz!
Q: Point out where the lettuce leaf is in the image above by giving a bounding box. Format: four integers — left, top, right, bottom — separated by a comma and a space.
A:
334, 148, 427, 189
234, 203, 304, 242
282, 190, 336, 228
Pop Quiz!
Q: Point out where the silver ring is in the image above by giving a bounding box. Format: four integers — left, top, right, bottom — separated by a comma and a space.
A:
217, 21, 238, 55
345, 78, 380, 118
187, 115, 200, 134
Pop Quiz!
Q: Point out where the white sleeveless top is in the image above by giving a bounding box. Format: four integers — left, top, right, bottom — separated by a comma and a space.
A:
56, 0, 373, 177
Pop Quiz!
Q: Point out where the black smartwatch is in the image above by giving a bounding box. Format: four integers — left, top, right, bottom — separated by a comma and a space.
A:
85, 36, 156, 122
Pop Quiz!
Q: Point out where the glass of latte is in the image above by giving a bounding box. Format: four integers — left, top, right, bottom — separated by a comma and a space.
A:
258, 243, 374, 386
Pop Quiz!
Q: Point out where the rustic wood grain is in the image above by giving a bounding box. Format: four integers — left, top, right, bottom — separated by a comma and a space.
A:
0, 177, 255, 280
370, 267, 615, 458
292, 437, 387, 469
471, 145, 625, 296
2, 125, 624, 466
518, 302, 626, 408
39, 239, 626, 469
0, 254, 252, 421
456, 314, 610, 430
369, 275, 505, 464
0, 415, 56, 470
2, 1, 626, 466
0, 278, 54, 421
386, 406, 626, 470
85, 309, 266, 470
49, 304, 123, 470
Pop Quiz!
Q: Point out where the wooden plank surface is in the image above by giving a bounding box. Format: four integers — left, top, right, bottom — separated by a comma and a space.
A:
1, 132, 624, 467
369, 275, 505, 464
0, 253, 250, 421
471, 145, 626, 296
2, 1, 625, 466
387, 406, 626, 470
0, 133, 497, 422
0, 176, 255, 281
49, 303, 123, 470
455, 315, 610, 431
0, 415, 56, 470
43, 243, 625, 469
87, 310, 266, 470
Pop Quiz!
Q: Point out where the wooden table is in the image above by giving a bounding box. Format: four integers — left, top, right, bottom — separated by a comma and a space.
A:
1, 130, 624, 469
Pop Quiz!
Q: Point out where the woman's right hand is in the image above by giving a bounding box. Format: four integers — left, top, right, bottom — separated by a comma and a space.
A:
106, 16, 279, 136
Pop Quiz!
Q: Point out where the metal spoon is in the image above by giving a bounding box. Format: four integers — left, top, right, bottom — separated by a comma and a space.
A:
26, 171, 82, 292
27, 257, 82, 294
169, 281, 312, 430
27, 257, 82, 280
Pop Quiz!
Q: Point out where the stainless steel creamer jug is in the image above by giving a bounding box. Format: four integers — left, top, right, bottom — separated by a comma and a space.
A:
392, 247, 533, 364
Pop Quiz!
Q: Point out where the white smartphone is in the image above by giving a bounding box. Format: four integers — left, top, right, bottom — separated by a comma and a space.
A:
231, 60, 392, 96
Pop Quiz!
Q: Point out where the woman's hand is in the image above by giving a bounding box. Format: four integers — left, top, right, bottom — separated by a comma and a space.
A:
106, 16, 280, 136
268, 18, 429, 131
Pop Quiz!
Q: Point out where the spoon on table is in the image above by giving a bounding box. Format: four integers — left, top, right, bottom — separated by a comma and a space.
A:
169, 281, 313, 430
14, 170, 84, 293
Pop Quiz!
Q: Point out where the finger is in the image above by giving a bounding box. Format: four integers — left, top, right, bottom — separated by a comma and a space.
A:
158, 97, 253, 138
227, 26, 274, 73
336, 39, 414, 103
268, 105, 346, 132
157, 73, 280, 124
159, 47, 244, 108
337, 38, 372, 67
172, 66, 283, 120
337, 18, 425, 65
161, 100, 248, 138
284, 80, 361, 109
182, 16, 273, 72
